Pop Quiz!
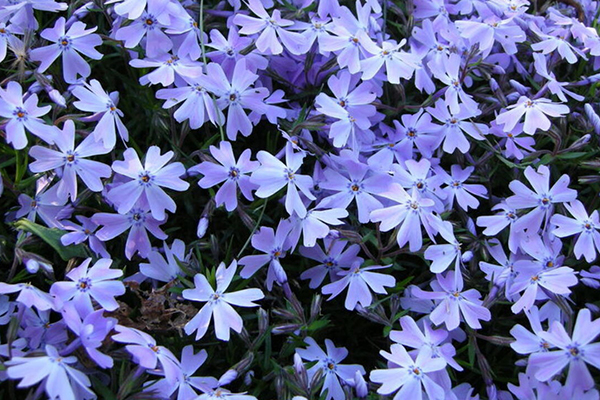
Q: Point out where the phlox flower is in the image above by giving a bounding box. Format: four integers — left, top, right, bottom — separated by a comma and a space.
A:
232, 0, 306, 55
61, 303, 117, 368
130, 54, 202, 87
529, 309, 600, 392
166, 11, 206, 61
71, 79, 128, 150
551, 200, 600, 262
359, 35, 420, 83
0, 282, 55, 311
296, 337, 366, 400
285, 207, 349, 249
391, 316, 462, 371
205, 28, 268, 75
156, 75, 221, 130
510, 306, 554, 355
533, 53, 584, 102
238, 220, 291, 290
0, 0, 67, 30
391, 158, 446, 212
0, 22, 21, 63
251, 146, 315, 218
16, 179, 68, 229
412, 271, 491, 330
92, 206, 168, 260
6, 345, 94, 400
139, 238, 187, 282
318, 150, 390, 223
530, 24, 585, 64
431, 53, 479, 114
189, 141, 259, 212
455, 15, 525, 56
200, 60, 269, 140
0, 80, 58, 149
112, 325, 182, 384
299, 237, 362, 289
321, 261, 395, 310
195, 387, 258, 400
370, 344, 446, 400
114, 0, 173, 58
495, 96, 570, 135
30, 17, 102, 83
506, 165, 576, 234
28, 120, 111, 201
390, 109, 440, 159
441, 165, 487, 211
476, 202, 523, 253
147, 345, 218, 400
20, 306, 67, 349
490, 121, 535, 161
107, 146, 189, 220
182, 260, 264, 341
113, 0, 150, 19
479, 239, 520, 300
50, 258, 125, 316
61, 216, 110, 258
370, 183, 440, 252
427, 100, 487, 154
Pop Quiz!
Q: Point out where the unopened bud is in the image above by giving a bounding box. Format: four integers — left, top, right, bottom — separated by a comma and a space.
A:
310, 295, 321, 319
509, 79, 529, 95
272, 324, 301, 335
273, 260, 288, 285
244, 370, 254, 386
489, 78, 500, 92
218, 369, 238, 386
48, 89, 66, 108
294, 353, 308, 389
197, 216, 209, 238
257, 308, 269, 334
461, 251, 474, 263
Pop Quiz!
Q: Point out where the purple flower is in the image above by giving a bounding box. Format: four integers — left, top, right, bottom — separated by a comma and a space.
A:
0, 0, 67, 30
30, 17, 102, 83
156, 74, 221, 130
115, 0, 172, 58
16, 179, 68, 229
71, 79, 128, 149
427, 100, 487, 154
506, 165, 577, 234
318, 150, 390, 223
476, 202, 523, 253
92, 206, 168, 260
200, 60, 269, 140
251, 146, 315, 218
232, 0, 306, 55
61, 303, 117, 368
112, 325, 182, 384
412, 271, 491, 330
322, 262, 395, 310
370, 344, 446, 400
0, 80, 58, 149
285, 207, 348, 249
139, 239, 187, 282
551, 200, 600, 262
238, 220, 291, 290
299, 237, 362, 289
479, 239, 520, 300
391, 316, 462, 371
360, 35, 420, 83
50, 258, 125, 316
314, 71, 376, 149
495, 96, 570, 135
6, 344, 94, 400
432, 53, 478, 114
182, 260, 264, 341
189, 141, 259, 212
205, 28, 268, 75
529, 309, 600, 392
440, 165, 487, 211
130, 53, 202, 87
0, 282, 55, 311
107, 146, 189, 220
510, 306, 553, 355
61, 215, 110, 258
370, 183, 440, 252
296, 337, 366, 400
29, 120, 111, 201
147, 345, 218, 400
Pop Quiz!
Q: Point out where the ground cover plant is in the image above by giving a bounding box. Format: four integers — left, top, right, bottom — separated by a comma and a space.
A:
1, 0, 600, 399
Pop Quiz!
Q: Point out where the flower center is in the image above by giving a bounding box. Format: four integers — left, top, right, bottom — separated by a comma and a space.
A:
78, 278, 92, 291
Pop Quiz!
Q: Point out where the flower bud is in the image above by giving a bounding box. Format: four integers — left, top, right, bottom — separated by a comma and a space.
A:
244, 370, 254, 386
197, 216, 209, 238
218, 369, 238, 386
48, 89, 66, 108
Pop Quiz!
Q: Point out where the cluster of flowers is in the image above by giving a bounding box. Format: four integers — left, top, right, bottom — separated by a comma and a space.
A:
1, 0, 600, 399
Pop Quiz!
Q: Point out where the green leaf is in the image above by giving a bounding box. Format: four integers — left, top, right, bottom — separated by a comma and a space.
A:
13, 219, 90, 261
